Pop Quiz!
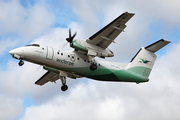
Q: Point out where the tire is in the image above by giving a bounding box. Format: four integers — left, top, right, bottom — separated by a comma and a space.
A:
61, 85, 68, 91
90, 63, 97, 71
18, 60, 24, 66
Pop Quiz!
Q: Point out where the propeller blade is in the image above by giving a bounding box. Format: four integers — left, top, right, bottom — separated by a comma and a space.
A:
66, 28, 77, 43
36, 65, 42, 72
72, 32, 77, 40
63, 42, 68, 49
69, 28, 71, 39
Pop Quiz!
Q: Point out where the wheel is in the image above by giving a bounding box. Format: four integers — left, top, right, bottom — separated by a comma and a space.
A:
61, 85, 68, 91
90, 63, 97, 71
18, 60, 24, 66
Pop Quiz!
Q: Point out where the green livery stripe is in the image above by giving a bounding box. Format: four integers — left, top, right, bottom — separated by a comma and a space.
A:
71, 41, 87, 51
126, 66, 152, 78
114, 69, 149, 82
56, 66, 149, 83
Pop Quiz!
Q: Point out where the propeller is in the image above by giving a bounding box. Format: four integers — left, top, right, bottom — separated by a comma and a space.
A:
36, 65, 41, 71
63, 42, 68, 49
66, 29, 77, 44
36, 65, 45, 74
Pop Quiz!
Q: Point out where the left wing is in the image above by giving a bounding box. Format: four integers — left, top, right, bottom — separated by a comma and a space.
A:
35, 71, 59, 85
35, 70, 83, 86
86, 12, 134, 48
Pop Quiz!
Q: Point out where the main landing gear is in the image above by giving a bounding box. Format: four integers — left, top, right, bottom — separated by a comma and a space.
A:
60, 76, 68, 91
88, 56, 97, 71
90, 63, 97, 71
18, 59, 24, 66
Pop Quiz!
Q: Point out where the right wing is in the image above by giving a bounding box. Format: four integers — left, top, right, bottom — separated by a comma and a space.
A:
35, 71, 59, 85
86, 12, 134, 48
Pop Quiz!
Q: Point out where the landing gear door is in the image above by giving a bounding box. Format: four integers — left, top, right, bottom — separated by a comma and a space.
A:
46, 46, 54, 60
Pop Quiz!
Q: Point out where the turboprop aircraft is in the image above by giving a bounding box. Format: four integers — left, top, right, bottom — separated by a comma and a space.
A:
9, 12, 170, 91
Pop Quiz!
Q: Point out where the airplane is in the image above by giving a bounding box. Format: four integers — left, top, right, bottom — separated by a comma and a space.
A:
9, 12, 170, 91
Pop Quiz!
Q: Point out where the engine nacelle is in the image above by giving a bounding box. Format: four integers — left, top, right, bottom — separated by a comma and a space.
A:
97, 52, 114, 58
70, 41, 87, 52
101, 53, 109, 57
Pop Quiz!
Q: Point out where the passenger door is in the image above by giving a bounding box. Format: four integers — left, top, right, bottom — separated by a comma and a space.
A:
46, 46, 54, 60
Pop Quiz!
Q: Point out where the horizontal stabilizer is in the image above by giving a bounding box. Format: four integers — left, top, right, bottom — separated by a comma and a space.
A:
145, 39, 171, 53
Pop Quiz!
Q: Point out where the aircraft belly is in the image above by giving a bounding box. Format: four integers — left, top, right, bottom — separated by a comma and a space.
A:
86, 69, 149, 82
52, 64, 148, 83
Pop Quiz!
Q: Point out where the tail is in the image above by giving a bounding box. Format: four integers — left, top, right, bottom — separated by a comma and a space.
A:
126, 39, 170, 78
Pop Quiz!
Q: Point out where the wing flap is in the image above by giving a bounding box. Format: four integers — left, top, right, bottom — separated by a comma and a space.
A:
35, 71, 59, 86
87, 12, 134, 48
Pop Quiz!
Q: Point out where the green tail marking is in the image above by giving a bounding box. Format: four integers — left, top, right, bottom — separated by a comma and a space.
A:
140, 58, 150, 64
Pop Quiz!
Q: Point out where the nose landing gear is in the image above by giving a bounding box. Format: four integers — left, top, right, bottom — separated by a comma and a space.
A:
18, 60, 24, 66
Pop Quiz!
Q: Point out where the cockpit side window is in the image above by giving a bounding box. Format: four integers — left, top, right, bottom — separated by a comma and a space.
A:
26, 44, 40, 47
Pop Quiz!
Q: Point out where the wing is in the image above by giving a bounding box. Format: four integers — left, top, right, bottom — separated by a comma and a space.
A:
35, 70, 83, 86
35, 71, 59, 86
86, 12, 134, 48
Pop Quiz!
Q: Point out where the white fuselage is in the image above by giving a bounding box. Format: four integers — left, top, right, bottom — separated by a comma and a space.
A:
9, 44, 149, 83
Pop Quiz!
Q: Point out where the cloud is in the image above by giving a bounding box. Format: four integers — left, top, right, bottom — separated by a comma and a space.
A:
20, 82, 125, 120
0, 95, 23, 120
7, 39, 178, 120
0, 59, 69, 103
32, 28, 69, 49
18, 47, 180, 120
0, 38, 19, 56
0, 0, 55, 41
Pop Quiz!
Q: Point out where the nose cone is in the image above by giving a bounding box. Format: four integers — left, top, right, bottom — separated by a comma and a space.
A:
9, 47, 23, 55
9, 49, 16, 55
9, 47, 24, 59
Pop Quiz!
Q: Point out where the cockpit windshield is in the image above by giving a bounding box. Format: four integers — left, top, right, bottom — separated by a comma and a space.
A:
26, 44, 40, 47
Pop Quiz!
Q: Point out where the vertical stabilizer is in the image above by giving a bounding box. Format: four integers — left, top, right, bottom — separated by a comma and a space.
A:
126, 39, 170, 78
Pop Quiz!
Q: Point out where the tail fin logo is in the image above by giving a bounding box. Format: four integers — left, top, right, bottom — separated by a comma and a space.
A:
139, 58, 151, 64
